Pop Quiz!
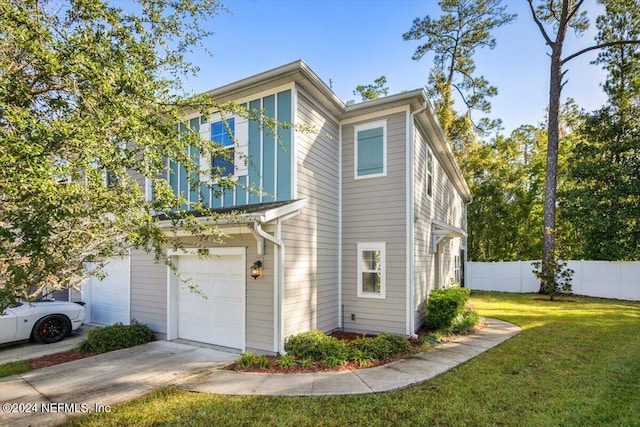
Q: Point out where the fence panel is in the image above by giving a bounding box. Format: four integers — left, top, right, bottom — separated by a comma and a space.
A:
467, 260, 640, 301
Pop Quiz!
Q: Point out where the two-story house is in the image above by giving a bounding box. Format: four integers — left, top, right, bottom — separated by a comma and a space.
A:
75, 60, 472, 355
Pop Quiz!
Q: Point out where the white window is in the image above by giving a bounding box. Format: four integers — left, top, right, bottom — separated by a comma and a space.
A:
426, 148, 434, 198
454, 255, 461, 284
357, 242, 386, 299
211, 118, 236, 177
354, 120, 387, 179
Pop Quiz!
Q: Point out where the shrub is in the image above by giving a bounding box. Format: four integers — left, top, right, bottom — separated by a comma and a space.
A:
236, 352, 257, 369
77, 323, 155, 353
278, 354, 296, 369
348, 349, 373, 367
532, 257, 574, 300
255, 355, 271, 370
300, 358, 314, 368
323, 355, 346, 368
377, 333, 411, 355
423, 287, 471, 332
452, 309, 481, 335
284, 330, 346, 361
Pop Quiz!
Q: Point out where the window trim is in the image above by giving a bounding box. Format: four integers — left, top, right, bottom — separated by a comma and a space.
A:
356, 242, 386, 299
426, 147, 434, 198
211, 117, 236, 177
354, 120, 387, 180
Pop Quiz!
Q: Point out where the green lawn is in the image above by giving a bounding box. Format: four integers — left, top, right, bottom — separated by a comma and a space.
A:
0, 360, 29, 378
65, 292, 640, 427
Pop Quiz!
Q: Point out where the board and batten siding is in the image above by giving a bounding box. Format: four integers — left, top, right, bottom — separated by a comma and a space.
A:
413, 123, 466, 329
341, 111, 407, 335
281, 90, 340, 338
128, 231, 274, 352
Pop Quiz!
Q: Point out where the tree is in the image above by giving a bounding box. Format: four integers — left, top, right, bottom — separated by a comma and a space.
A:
353, 75, 389, 101
562, 0, 640, 260
463, 124, 546, 261
403, 0, 515, 150
0, 0, 275, 310
527, 0, 640, 293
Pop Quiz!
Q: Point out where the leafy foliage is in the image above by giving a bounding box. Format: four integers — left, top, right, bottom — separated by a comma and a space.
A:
277, 354, 296, 369
0, 0, 306, 311
353, 75, 389, 101
77, 323, 155, 353
346, 333, 411, 361
403, 0, 515, 147
560, 0, 640, 260
236, 352, 257, 369
284, 331, 346, 361
532, 256, 574, 300
423, 287, 471, 332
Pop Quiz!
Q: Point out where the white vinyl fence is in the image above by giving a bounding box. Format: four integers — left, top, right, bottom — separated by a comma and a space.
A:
467, 260, 640, 301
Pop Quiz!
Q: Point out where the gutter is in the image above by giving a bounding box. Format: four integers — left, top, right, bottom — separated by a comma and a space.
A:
252, 221, 286, 354
406, 102, 428, 339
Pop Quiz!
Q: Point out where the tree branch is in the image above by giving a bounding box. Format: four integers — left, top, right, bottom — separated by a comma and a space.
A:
565, 0, 585, 24
528, 0, 554, 47
563, 40, 640, 64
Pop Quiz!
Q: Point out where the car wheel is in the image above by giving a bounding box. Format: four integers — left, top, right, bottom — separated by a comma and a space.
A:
32, 315, 71, 344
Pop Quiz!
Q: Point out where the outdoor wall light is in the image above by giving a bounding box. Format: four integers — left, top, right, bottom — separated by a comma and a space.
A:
250, 260, 263, 279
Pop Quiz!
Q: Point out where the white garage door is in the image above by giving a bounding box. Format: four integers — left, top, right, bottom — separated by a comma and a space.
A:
85, 256, 131, 325
177, 251, 245, 350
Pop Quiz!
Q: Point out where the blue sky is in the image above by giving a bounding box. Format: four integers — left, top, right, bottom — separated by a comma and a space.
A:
183, 0, 608, 134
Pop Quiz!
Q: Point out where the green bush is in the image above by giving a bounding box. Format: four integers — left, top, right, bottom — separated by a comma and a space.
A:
452, 309, 481, 335
423, 287, 471, 332
347, 333, 411, 361
236, 352, 257, 369
77, 323, 155, 353
255, 355, 271, 370
323, 355, 346, 368
284, 330, 346, 361
278, 354, 296, 369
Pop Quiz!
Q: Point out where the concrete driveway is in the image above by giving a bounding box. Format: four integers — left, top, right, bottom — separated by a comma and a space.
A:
0, 341, 238, 427
0, 326, 93, 365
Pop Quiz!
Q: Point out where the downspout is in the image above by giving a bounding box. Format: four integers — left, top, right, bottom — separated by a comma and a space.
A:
252, 221, 286, 354
407, 102, 428, 339
338, 123, 343, 329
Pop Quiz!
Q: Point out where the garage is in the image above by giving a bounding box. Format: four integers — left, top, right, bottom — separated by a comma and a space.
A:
174, 248, 246, 350
83, 256, 131, 325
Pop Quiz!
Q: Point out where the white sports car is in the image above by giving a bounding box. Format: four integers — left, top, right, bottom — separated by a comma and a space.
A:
0, 300, 86, 345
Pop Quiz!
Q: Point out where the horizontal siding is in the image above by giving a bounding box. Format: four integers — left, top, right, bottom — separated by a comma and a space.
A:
130, 250, 167, 335
282, 89, 340, 338
341, 111, 407, 335
413, 123, 466, 330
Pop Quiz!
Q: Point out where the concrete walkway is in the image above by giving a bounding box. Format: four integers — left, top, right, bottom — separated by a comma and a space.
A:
182, 318, 521, 396
0, 318, 520, 426
0, 341, 237, 427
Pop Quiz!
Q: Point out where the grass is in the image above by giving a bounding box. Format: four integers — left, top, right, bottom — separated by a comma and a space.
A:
63, 292, 640, 426
0, 360, 30, 378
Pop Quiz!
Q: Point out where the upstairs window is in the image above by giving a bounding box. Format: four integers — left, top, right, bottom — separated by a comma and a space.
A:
354, 120, 387, 179
357, 242, 386, 299
211, 118, 235, 176
426, 148, 433, 198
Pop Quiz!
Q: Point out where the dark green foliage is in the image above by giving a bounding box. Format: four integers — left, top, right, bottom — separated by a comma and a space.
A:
532, 257, 574, 300
284, 331, 346, 361
347, 334, 411, 361
353, 76, 389, 101
77, 323, 155, 354
424, 287, 471, 332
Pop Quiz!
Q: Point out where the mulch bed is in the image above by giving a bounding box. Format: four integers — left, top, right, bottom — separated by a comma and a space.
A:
227, 322, 487, 374
28, 350, 98, 370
